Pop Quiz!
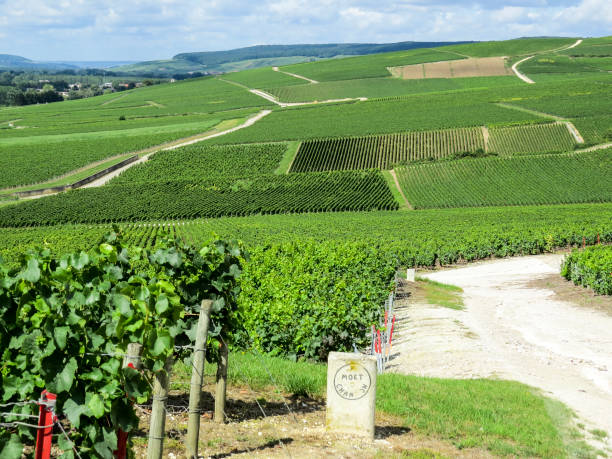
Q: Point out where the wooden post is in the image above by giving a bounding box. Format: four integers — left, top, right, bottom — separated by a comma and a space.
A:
115, 343, 143, 459
214, 338, 229, 423
186, 300, 213, 458
147, 356, 173, 459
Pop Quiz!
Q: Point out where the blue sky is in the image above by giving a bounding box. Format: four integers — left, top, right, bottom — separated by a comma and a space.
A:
0, 0, 610, 61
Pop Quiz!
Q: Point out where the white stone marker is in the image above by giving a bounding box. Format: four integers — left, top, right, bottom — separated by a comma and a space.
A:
326, 352, 377, 439
406, 268, 416, 282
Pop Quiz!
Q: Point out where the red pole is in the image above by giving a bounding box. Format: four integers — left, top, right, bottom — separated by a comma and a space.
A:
114, 362, 136, 459
597, 233, 600, 245
376, 329, 382, 354
115, 430, 129, 459
389, 315, 396, 346
35, 390, 57, 459
583, 236, 586, 248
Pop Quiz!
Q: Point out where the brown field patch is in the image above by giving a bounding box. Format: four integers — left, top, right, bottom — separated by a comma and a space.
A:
390, 57, 513, 79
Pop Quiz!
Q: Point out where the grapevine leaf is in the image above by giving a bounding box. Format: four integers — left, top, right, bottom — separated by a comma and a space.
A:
63, 398, 88, 428
151, 331, 172, 357
54, 326, 69, 350
22, 258, 40, 283
50, 357, 77, 393
87, 393, 105, 418
0, 434, 23, 459
112, 294, 131, 316
155, 295, 169, 314
99, 243, 114, 255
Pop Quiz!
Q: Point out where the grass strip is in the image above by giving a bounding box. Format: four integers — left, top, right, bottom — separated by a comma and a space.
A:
173, 351, 587, 457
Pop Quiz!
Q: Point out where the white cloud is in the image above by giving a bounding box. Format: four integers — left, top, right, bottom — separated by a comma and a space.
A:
0, 0, 608, 60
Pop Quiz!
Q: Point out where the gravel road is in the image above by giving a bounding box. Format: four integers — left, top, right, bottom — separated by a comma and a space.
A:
391, 254, 612, 453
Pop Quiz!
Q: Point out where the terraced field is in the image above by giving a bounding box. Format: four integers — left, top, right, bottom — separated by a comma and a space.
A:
488, 123, 577, 154
289, 128, 485, 172
0, 170, 398, 226
395, 150, 612, 209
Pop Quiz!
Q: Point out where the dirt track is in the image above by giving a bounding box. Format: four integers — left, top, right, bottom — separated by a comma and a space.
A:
391, 254, 612, 453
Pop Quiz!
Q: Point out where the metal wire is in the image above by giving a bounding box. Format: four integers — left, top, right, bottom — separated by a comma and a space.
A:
0, 412, 39, 419
55, 420, 83, 459
0, 421, 54, 429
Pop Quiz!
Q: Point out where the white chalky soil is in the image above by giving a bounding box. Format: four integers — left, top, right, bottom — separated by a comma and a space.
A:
391, 254, 612, 452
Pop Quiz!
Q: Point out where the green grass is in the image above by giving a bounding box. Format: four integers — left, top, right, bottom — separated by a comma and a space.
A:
395, 150, 612, 209
418, 278, 464, 310
275, 141, 301, 174
172, 351, 582, 457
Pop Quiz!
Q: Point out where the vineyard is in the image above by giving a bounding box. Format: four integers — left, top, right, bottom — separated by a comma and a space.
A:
289, 127, 485, 172
0, 171, 398, 226
488, 123, 577, 155
112, 143, 287, 183
0, 118, 228, 188
0, 203, 609, 270
267, 75, 521, 103
561, 245, 612, 295
395, 150, 612, 208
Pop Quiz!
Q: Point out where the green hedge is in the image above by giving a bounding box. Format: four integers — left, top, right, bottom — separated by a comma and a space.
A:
561, 245, 612, 295
238, 241, 397, 360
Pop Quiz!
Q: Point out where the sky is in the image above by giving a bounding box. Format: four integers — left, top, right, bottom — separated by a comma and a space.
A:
0, 0, 610, 62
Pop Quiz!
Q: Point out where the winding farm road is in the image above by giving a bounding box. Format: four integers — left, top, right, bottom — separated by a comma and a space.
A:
391, 254, 612, 452
511, 39, 584, 84
81, 109, 272, 188
249, 89, 367, 108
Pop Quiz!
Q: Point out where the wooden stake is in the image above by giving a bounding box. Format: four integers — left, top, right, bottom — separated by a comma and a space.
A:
214, 338, 229, 424
147, 356, 173, 459
186, 300, 213, 458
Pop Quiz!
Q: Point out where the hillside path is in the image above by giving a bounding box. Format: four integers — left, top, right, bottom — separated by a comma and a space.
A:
272, 66, 319, 84
390, 254, 612, 452
249, 89, 366, 107
511, 39, 583, 84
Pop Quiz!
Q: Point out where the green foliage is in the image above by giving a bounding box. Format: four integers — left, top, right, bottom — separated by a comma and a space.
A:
267, 76, 521, 102
395, 150, 612, 209
290, 128, 485, 172
0, 171, 398, 226
561, 245, 612, 295
488, 123, 576, 155
208, 95, 539, 145
221, 67, 304, 88
443, 37, 578, 58
238, 241, 397, 360
112, 143, 287, 184
280, 48, 464, 81
0, 203, 609, 270
0, 120, 220, 188
571, 115, 612, 144
0, 229, 243, 457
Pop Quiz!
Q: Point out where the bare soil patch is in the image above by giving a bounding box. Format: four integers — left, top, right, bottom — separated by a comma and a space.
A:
131, 383, 491, 458
390, 57, 512, 80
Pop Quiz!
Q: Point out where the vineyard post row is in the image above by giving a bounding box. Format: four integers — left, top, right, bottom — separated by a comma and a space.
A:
19, 301, 225, 459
